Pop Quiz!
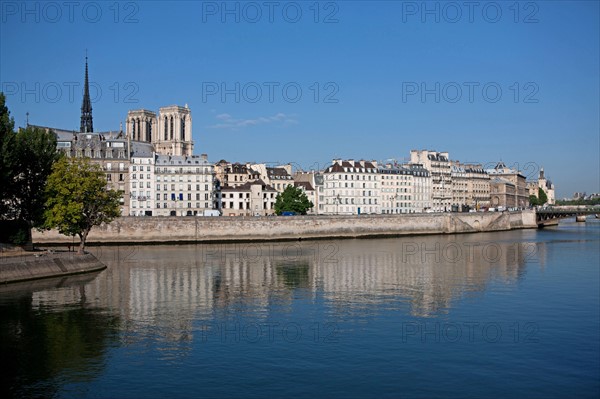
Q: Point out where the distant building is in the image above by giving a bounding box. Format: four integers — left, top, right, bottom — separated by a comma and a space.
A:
378, 164, 414, 214
486, 162, 528, 208
322, 159, 380, 215
214, 161, 261, 188
450, 162, 468, 211
464, 164, 491, 209
489, 177, 516, 208
153, 154, 216, 216
404, 163, 432, 213
129, 143, 155, 216
220, 180, 277, 216
527, 168, 555, 205
410, 150, 451, 212
250, 163, 295, 193
126, 105, 194, 157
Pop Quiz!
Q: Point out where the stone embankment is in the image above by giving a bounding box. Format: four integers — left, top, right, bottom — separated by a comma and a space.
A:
32, 210, 537, 245
0, 252, 106, 284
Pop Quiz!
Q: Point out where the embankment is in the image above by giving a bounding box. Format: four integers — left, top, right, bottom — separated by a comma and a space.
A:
32, 210, 537, 245
0, 252, 106, 284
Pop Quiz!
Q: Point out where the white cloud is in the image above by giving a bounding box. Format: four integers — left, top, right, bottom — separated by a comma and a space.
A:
206, 112, 297, 129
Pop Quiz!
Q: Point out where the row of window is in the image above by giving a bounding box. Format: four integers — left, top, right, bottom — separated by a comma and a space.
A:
155, 202, 210, 209
156, 184, 211, 191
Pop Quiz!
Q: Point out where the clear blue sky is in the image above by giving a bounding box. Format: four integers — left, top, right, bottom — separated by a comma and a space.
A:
1, 1, 598, 198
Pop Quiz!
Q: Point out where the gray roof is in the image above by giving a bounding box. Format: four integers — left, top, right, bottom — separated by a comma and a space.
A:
130, 141, 154, 157
156, 155, 211, 166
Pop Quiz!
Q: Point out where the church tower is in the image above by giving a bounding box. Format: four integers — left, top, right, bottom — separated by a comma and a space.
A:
126, 109, 157, 142
80, 56, 94, 133
154, 105, 194, 156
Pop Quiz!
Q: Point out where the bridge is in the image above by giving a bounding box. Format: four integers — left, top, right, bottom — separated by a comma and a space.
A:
536, 208, 598, 227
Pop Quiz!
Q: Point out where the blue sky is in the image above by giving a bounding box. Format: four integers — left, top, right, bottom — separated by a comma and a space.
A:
1, 1, 598, 198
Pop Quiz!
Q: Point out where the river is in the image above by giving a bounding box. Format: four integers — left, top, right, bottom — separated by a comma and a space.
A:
2, 220, 599, 398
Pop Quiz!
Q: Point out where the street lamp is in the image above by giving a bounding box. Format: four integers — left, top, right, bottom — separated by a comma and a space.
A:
334, 194, 341, 215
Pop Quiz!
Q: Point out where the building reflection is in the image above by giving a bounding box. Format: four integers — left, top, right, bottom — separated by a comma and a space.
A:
26, 234, 545, 347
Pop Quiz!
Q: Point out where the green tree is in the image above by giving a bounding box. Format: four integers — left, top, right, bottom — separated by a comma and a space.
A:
0, 92, 16, 218
11, 127, 60, 223
529, 195, 539, 207
538, 187, 548, 205
274, 185, 313, 215
44, 157, 121, 254
1, 94, 59, 246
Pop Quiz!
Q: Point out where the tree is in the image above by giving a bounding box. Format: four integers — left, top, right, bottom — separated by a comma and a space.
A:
44, 157, 121, 254
11, 127, 60, 223
274, 185, 313, 215
538, 187, 548, 205
1, 94, 60, 246
0, 92, 16, 218
529, 195, 539, 207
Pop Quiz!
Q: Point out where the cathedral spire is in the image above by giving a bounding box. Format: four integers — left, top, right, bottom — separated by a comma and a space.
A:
80, 55, 93, 133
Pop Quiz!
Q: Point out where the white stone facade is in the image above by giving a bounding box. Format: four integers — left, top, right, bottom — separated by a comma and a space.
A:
322, 159, 380, 215
410, 150, 452, 212
129, 153, 155, 216
154, 154, 216, 216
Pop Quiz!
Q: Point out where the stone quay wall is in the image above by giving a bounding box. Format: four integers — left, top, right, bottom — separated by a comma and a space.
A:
0, 252, 107, 284
32, 211, 537, 245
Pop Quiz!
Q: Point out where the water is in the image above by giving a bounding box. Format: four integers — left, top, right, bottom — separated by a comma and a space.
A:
2, 220, 599, 398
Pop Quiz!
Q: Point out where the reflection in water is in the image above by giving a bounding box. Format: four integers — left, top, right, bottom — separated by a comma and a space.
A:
0, 274, 120, 399
68, 234, 541, 331
0, 231, 558, 398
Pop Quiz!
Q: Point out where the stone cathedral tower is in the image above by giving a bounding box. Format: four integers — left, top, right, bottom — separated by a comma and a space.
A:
126, 105, 193, 156
156, 105, 193, 156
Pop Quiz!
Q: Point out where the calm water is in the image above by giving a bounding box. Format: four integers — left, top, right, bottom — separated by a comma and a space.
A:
1, 220, 599, 398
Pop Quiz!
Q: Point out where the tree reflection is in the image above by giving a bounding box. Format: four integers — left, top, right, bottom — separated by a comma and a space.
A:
0, 277, 120, 399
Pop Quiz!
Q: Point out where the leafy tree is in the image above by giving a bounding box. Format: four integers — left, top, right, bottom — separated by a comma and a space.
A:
538, 187, 548, 205
1, 94, 59, 246
44, 157, 121, 254
529, 195, 539, 207
0, 92, 16, 218
274, 185, 313, 215
11, 127, 60, 223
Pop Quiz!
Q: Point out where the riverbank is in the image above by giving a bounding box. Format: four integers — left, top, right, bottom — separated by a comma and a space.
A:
32, 210, 537, 245
0, 252, 107, 284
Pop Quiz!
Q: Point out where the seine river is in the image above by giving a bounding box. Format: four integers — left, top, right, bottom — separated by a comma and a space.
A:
2, 220, 599, 398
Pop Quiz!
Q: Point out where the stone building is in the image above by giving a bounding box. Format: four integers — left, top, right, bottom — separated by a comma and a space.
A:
220, 180, 277, 216
153, 154, 216, 216
527, 168, 555, 205
214, 161, 261, 188
410, 150, 452, 212
322, 159, 380, 215
379, 164, 414, 214
404, 163, 432, 213
464, 164, 491, 209
489, 177, 517, 208
126, 105, 193, 157
250, 164, 294, 193
450, 162, 468, 211
129, 142, 155, 216
486, 162, 528, 208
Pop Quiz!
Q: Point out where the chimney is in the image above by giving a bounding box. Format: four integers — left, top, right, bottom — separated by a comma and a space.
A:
201, 153, 208, 161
